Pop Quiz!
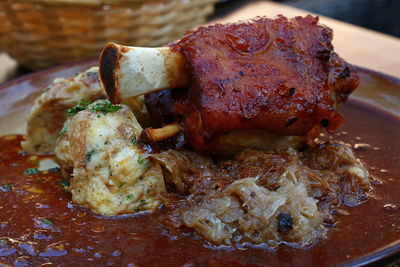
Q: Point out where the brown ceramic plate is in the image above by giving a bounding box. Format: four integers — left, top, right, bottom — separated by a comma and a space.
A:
0, 60, 400, 266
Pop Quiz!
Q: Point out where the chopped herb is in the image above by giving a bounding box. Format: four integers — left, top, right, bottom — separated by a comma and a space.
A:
138, 156, 147, 164
119, 182, 125, 188
37, 178, 44, 183
97, 115, 101, 118
286, 117, 297, 127
289, 87, 295, 96
86, 71, 97, 77
41, 218, 53, 225
48, 167, 60, 173
18, 150, 27, 157
104, 140, 109, 145
320, 118, 329, 127
58, 124, 68, 137
126, 194, 133, 201
85, 149, 95, 164
58, 179, 70, 188
278, 213, 293, 234
239, 71, 244, 76
67, 99, 92, 116
90, 100, 121, 115
140, 199, 146, 204
1, 183, 12, 192
33, 161, 39, 165
24, 168, 40, 175
146, 189, 150, 193
135, 208, 140, 212
74, 72, 79, 77
131, 137, 137, 145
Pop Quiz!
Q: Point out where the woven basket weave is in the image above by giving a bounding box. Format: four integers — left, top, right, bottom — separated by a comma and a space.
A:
0, 0, 217, 70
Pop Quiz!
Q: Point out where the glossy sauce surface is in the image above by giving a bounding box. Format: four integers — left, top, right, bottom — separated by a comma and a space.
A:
1, 100, 400, 266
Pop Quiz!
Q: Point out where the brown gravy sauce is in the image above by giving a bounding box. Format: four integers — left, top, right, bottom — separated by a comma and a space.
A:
1, 99, 400, 266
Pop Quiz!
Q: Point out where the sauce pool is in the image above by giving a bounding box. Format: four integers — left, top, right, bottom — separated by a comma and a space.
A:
1, 99, 400, 266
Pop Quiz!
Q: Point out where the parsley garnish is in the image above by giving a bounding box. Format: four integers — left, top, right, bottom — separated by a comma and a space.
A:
1, 183, 12, 192
58, 179, 70, 188
132, 137, 137, 145
24, 168, 40, 175
67, 99, 92, 116
86, 71, 97, 77
90, 100, 121, 115
67, 99, 120, 117
48, 167, 60, 173
126, 194, 133, 200
138, 156, 147, 164
41, 218, 53, 225
58, 124, 68, 137
85, 149, 95, 164
119, 182, 126, 188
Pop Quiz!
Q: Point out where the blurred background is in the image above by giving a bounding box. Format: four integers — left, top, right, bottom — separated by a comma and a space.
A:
215, 0, 400, 37
283, 0, 400, 38
0, 0, 399, 82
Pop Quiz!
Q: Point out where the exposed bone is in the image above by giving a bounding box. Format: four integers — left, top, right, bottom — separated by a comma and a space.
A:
99, 43, 191, 103
141, 122, 181, 143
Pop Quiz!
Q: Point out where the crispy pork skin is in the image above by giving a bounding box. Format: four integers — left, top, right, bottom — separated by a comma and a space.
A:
166, 15, 359, 150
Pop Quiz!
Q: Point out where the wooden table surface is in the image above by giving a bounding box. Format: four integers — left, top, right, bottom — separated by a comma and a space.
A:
1, 0, 400, 85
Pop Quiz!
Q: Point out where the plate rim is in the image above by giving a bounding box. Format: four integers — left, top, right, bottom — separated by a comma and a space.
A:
0, 58, 98, 90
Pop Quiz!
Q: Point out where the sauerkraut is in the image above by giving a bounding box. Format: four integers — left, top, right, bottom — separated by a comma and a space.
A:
153, 143, 370, 247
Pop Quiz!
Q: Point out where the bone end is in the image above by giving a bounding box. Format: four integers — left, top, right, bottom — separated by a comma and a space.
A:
99, 43, 120, 104
99, 43, 190, 103
142, 122, 181, 143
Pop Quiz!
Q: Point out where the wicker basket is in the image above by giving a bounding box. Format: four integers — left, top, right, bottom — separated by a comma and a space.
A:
0, 0, 217, 70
